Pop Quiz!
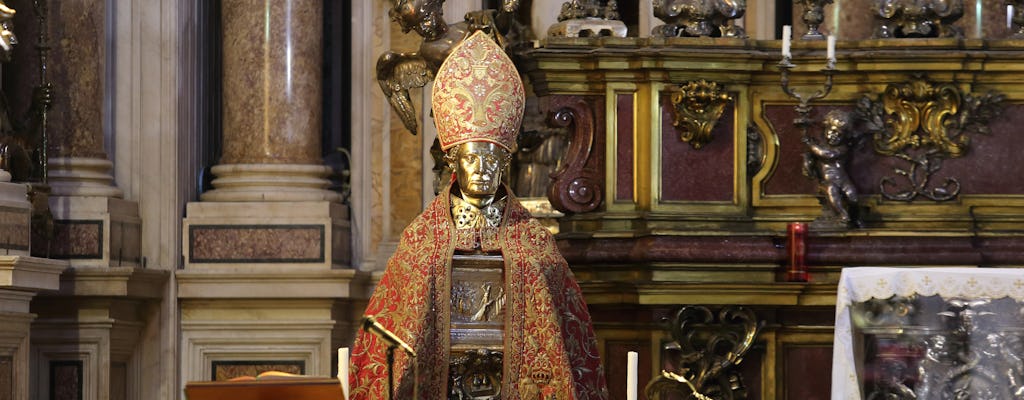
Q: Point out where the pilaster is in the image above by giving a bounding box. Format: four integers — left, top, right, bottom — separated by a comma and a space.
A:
28, 267, 168, 400
0, 256, 67, 400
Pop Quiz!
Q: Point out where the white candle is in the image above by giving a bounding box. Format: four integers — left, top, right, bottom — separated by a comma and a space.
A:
627, 351, 638, 400
338, 347, 350, 400
1010, 5, 1015, 29
826, 35, 836, 63
782, 25, 792, 58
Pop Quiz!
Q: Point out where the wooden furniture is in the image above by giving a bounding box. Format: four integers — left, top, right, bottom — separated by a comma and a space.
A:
184, 377, 344, 400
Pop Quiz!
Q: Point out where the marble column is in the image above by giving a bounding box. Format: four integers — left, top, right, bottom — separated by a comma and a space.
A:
1, 0, 139, 267
179, 2, 361, 387
44, 0, 122, 198
201, 0, 340, 202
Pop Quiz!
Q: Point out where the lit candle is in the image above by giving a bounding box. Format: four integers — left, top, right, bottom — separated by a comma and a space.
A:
338, 347, 350, 400
782, 25, 792, 58
826, 35, 836, 64
627, 351, 638, 400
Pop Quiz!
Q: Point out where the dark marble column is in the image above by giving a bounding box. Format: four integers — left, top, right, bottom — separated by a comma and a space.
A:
202, 0, 339, 202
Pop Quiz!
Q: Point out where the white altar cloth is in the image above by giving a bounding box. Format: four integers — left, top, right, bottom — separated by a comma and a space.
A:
830, 267, 1024, 400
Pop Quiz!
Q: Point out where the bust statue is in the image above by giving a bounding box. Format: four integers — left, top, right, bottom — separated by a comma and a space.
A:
350, 31, 608, 400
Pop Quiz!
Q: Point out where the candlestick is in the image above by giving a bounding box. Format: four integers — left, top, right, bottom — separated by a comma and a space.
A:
338, 347, 350, 400
627, 351, 638, 400
782, 25, 792, 58
826, 35, 836, 64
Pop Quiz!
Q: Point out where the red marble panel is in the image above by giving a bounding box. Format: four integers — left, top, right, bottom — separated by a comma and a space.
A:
189, 225, 324, 263
784, 346, 833, 400
762, 103, 1024, 196
0, 208, 30, 251
660, 93, 735, 202
617, 93, 635, 202
762, 105, 832, 196
561, 234, 1024, 268
47, 220, 103, 259
50, 361, 82, 400
559, 236, 786, 265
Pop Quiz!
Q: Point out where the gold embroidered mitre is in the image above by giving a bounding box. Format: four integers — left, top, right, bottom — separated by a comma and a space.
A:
431, 30, 524, 152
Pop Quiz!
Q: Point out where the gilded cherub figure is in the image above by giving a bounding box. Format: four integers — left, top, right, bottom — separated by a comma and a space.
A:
377, 0, 522, 135
802, 110, 860, 227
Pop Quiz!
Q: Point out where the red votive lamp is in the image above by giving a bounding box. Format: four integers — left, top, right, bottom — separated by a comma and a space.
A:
786, 222, 808, 282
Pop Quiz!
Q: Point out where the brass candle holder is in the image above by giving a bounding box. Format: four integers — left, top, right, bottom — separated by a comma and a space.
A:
777, 55, 836, 135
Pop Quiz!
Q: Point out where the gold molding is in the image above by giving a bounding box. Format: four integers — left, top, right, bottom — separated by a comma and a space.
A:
856, 74, 1005, 201
670, 80, 733, 150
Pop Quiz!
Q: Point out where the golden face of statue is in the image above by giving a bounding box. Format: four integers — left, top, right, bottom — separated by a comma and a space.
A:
452, 141, 507, 208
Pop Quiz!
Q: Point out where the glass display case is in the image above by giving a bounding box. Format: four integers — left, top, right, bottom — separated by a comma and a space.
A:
832, 267, 1024, 400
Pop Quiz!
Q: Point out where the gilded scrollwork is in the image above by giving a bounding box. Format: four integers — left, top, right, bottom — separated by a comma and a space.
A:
670, 80, 733, 150
855, 74, 1004, 201
645, 306, 761, 400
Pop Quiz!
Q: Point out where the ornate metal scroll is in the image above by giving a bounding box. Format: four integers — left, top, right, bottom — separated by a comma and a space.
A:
1009, 0, 1024, 39
852, 295, 1024, 399
798, 0, 833, 39
546, 97, 602, 214
854, 74, 1004, 201
645, 306, 761, 400
449, 349, 503, 399
548, 0, 628, 38
651, 0, 747, 38
670, 80, 732, 150
872, 0, 964, 38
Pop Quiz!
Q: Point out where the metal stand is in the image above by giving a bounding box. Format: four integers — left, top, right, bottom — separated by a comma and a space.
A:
777, 56, 836, 136
385, 345, 396, 400
383, 345, 418, 399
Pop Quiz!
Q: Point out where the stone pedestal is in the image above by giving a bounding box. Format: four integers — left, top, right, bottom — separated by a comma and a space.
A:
182, 201, 349, 269
45, 197, 141, 268
0, 256, 67, 400
176, 268, 369, 392
179, 202, 362, 389
28, 267, 167, 400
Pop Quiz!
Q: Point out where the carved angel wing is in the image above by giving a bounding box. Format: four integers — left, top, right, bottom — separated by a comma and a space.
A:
376, 51, 435, 134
